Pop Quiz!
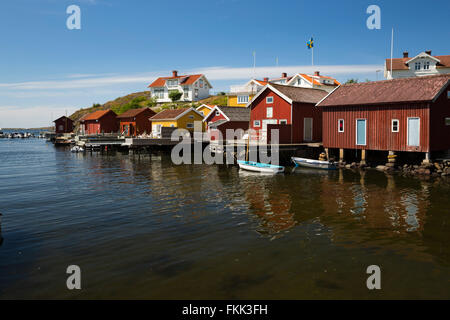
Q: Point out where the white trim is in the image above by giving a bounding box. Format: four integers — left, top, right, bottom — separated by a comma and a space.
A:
391, 119, 399, 133
245, 84, 293, 108
202, 106, 230, 123
355, 118, 367, 146
196, 104, 214, 112
266, 96, 274, 104
407, 117, 421, 147
316, 85, 341, 107
405, 52, 440, 65
338, 119, 344, 133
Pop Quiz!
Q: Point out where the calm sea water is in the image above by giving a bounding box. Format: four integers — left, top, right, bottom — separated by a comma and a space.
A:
0, 138, 449, 299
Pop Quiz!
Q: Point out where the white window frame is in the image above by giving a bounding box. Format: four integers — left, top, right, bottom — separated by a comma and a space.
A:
392, 119, 399, 132
423, 61, 430, 70
186, 123, 194, 129
338, 119, 344, 133
253, 120, 261, 127
415, 62, 421, 70
237, 95, 249, 104
194, 89, 199, 98
445, 117, 450, 126
279, 119, 288, 125
266, 107, 273, 118
266, 96, 274, 104
215, 111, 220, 116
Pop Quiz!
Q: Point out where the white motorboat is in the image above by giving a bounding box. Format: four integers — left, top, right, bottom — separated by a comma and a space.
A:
291, 157, 337, 170
70, 146, 84, 153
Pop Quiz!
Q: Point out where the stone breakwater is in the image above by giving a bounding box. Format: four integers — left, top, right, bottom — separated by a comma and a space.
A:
337, 160, 450, 177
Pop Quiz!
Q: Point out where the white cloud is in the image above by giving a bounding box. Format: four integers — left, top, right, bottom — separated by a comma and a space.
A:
0, 64, 382, 91
0, 105, 78, 129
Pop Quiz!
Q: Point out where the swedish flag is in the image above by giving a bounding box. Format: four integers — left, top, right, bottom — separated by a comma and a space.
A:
307, 37, 314, 49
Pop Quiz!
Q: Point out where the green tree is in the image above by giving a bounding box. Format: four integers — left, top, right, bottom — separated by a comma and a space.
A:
146, 96, 158, 107
169, 90, 182, 102
345, 79, 358, 84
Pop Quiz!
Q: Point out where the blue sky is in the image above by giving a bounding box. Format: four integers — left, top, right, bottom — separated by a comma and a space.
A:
0, 0, 449, 127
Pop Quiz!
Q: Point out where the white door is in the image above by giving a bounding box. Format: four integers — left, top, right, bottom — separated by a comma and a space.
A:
261, 119, 277, 141
304, 118, 313, 141
407, 118, 420, 146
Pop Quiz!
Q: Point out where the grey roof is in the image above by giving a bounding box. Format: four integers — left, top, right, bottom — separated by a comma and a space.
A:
269, 83, 329, 104
216, 106, 250, 122
209, 119, 228, 128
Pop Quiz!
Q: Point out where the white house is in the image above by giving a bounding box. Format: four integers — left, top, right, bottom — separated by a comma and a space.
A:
285, 71, 340, 92
385, 50, 450, 79
148, 70, 212, 103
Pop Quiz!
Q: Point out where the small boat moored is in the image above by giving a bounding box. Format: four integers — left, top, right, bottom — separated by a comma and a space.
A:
70, 146, 84, 153
291, 157, 337, 170
237, 160, 285, 174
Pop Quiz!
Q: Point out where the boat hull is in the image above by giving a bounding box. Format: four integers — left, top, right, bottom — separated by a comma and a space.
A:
237, 160, 284, 174
291, 157, 336, 170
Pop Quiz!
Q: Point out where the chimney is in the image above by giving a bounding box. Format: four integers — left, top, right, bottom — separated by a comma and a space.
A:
314, 71, 320, 76
263, 77, 269, 82
425, 50, 432, 55
172, 70, 178, 77
403, 51, 409, 58
282, 72, 287, 78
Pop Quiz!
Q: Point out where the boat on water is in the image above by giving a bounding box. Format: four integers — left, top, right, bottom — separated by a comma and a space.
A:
70, 146, 84, 153
291, 157, 337, 170
237, 160, 285, 174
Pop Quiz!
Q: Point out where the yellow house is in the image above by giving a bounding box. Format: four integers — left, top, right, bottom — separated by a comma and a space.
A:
196, 104, 214, 118
227, 79, 269, 107
150, 108, 205, 137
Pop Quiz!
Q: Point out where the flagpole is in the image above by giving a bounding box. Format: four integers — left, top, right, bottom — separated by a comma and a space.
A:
390, 28, 394, 79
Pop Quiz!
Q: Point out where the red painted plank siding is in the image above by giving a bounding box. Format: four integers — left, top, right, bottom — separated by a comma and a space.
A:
208, 121, 249, 140
119, 109, 154, 136
250, 89, 292, 135
84, 112, 118, 134
430, 87, 450, 151
322, 104, 430, 152
292, 102, 322, 143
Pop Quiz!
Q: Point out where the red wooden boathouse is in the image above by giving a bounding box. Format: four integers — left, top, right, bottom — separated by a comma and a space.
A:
80, 110, 118, 135
203, 106, 250, 141
53, 116, 73, 134
117, 108, 155, 136
317, 74, 450, 162
247, 83, 328, 143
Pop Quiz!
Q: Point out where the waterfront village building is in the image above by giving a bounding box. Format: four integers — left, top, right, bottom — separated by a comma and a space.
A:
148, 71, 212, 103
80, 110, 118, 135
196, 104, 214, 118
203, 106, 250, 141
149, 107, 205, 137
247, 83, 328, 143
317, 74, 450, 164
227, 72, 339, 107
53, 116, 73, 134
385, 50, 450, 79
116, 107, 156, 136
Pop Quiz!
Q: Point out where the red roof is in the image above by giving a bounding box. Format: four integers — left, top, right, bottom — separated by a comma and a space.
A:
317, 74, 450, 107
81, 110, 116, 121
148, 74, 203, 88
386, 55, 450, 70
150, 108, 190, 120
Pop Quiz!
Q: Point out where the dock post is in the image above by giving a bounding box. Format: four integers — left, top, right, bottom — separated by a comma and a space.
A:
360, 149, 366, 166
339, 148, 344, 164
324, 148, 329, 161
422, 152, 431, 165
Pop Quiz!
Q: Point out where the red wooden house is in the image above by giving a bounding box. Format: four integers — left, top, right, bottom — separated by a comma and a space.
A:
117, 108, 155, 136
203, 106, 250, 140
80, 110, 118, 135
53, 116, 73, 134
317, 74, 450, 162
247, 83, 328, 143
